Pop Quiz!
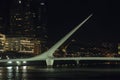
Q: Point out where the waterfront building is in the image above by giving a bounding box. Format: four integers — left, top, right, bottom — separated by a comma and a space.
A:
0, 0, 47, 55
6, 0, 47, 54
0, 33, 6, 52
1, 35, 41, 54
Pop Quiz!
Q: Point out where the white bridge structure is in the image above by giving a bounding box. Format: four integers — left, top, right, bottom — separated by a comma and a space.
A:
0, 14, 120, 67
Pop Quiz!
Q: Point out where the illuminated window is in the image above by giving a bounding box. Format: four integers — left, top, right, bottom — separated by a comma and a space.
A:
16, 18, 22, 20
18, 24, 22, 26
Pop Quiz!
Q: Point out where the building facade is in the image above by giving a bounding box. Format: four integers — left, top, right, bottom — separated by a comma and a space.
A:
0, 35, 41, 54
0, 33, 6, 52
8, 0, 48, 53
0, 0, 47, 55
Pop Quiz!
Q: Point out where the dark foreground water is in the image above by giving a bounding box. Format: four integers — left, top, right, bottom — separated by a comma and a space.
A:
0, 66, 120, 80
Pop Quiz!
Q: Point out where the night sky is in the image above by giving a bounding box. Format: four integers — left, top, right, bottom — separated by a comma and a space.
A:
0, 0, 120, 43
48, 0, 120, 43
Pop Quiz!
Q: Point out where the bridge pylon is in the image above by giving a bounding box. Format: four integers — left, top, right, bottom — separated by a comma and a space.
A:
46, 58, 54, 67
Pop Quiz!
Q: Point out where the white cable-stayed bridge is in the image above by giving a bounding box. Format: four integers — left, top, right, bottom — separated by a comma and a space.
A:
0, 14, 120, 67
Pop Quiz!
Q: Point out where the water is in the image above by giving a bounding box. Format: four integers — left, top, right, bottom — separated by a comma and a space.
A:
0, 66, 120, 80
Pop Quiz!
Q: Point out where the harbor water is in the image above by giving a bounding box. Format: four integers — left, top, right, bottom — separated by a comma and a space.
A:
0, 66, 120, 80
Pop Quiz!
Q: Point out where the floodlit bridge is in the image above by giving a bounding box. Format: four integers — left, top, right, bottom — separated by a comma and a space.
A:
0, 14, 120, 67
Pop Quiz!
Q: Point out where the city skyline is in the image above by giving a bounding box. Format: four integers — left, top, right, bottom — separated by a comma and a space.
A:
0, 0, 120, 43
0, 0, 48, 55
0, 1, 120, 79
0, 0, 47, 37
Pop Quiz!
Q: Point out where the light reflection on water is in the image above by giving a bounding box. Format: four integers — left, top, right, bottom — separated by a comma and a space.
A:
0, 66, 28, 80
0, 66, 120, 80
0, 66, 57, 80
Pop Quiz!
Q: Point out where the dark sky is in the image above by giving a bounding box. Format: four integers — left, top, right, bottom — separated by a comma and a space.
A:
48, 0, 120, 43
0, 0, 120, 43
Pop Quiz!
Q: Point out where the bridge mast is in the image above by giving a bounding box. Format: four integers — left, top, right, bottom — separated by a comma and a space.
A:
45, 14, 92, 67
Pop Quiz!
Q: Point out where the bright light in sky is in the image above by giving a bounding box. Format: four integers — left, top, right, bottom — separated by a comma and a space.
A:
19, 0, 21, 4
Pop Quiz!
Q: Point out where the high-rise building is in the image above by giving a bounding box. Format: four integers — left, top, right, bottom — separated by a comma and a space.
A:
31, 0, 47, 39
9, 0, 48, 53
10, 0, 34, 36
10, 0, 47, 37
31, 0, 48, 52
